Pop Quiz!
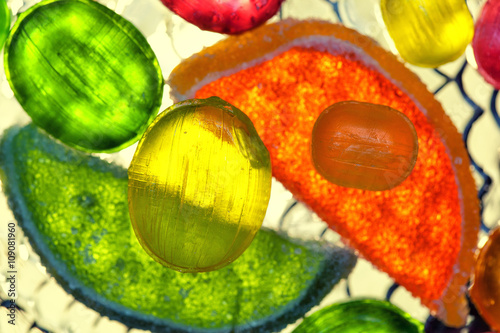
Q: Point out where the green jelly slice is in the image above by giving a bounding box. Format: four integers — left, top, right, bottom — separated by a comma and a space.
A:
0, 0, 9, 49
4, 0, 163, 152
0, 124, 357, 333
293, 299, 424, 333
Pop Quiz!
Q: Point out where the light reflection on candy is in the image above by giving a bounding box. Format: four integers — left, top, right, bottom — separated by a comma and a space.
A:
380, 0, 474, 67
311, 101, 418, 191
292, 299, 424, 333
0, 0, 9, 49
470, 227, 500, 332
472, 0, 500, 90
128, 97, 272, 273
160, 0, 284, 34
4, 0, 163, 152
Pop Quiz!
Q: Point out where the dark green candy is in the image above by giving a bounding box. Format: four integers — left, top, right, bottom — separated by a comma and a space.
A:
0, 124, 357, 332
293, 299, 424, 333
0, 0, 9, 49
4, 0, 163, 152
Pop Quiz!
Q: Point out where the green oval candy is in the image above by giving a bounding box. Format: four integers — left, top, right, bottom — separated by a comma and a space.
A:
4, 0, 163, 152
0, 124, 357, 332
293, 299, 424, 333
0, 0, 9, 49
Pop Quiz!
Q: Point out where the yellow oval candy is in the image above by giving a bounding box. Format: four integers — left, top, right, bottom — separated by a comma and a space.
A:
128, 97, 272, 273
381, 0, 474, 67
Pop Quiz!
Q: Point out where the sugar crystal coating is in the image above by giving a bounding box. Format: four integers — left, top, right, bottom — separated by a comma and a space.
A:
0, 124, 356, 332
172, 20, 480, 326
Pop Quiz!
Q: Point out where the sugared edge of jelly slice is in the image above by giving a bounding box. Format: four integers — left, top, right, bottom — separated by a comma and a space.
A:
0, 124, 357, 333
167, 19, 480, 327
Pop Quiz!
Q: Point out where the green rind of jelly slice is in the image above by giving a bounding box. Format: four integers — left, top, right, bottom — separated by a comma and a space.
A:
4, 0, 163, 152
0, 124, 357, 333
293, 299, 424, 333
0, 0, 10, 49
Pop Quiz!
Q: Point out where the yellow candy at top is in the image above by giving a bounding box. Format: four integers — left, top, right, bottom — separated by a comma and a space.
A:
381, 0, 474, 67
128, 97, 272, 273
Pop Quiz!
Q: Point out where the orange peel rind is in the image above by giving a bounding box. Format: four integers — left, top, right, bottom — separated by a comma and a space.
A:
168, 19, 480, 327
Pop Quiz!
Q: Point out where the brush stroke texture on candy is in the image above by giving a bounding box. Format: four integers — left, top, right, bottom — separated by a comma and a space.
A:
0, 124, 357, 333
4, 0, 163, 152
473, 0, 500, 90
160, 0, 285, 34
380, 0, 474, 67
168, 20, 480, 327
128, 97, 272, 273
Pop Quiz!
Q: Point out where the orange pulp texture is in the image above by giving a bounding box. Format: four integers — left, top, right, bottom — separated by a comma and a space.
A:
168, 20, 479, 327
311, 101, 419, 191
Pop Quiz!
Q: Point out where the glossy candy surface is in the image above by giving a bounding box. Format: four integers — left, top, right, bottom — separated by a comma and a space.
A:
473, 0, 500, 90
160, 0, 284, 34
470, 227, 500, 331
293, 299, 424, 333
4, 0, 163, 152
0, 124, 356, 332
0, 0, 9, 49
128, 97, 272, 273
311, 101, 418, 191
380, 0, 474, 67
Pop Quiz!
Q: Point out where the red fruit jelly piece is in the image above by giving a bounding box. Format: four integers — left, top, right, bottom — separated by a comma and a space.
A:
311, 101, 419, 191
470, 227, 500, 332
160, 0, 284, 34
473, 0, 500, 89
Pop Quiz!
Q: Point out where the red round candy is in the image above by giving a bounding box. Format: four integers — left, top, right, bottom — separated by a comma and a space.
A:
161, 0, 284, 34
473, 0, 500, 89
311, 101, 419, 191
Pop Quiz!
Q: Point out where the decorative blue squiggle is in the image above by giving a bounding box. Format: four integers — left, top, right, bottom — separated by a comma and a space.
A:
490, 90, 499, 127
453, 62, 492, 233
385, 283, 400, 302
324, 0, 342, 23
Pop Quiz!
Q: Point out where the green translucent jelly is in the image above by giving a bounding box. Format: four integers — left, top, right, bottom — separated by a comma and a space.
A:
0, 124, 357, 332
0, 0, 9, 49
128, 97, 272, 272
4, 0, 163, 152
293, 299, 424, 333
381, 0, 474, 67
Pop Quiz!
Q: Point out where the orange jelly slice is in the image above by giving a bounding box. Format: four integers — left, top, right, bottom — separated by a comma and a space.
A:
168, 19, 480, 327
311, 101, 419, 191
470, 227, 500, 331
